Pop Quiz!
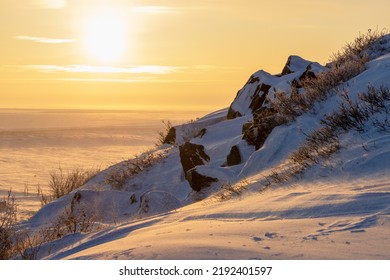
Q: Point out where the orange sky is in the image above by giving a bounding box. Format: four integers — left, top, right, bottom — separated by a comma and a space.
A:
1, 0, 389, 110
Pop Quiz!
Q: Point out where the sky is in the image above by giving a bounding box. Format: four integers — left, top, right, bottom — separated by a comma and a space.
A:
0, 0, 389, 110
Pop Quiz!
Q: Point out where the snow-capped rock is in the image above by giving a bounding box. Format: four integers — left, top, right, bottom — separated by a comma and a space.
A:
227, 55, 326, 120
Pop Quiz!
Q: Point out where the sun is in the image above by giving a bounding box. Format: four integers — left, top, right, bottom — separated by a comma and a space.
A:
84, 10, 127, 63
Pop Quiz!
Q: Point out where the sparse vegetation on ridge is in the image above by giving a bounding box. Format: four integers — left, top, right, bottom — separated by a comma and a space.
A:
330, 28, 387, 65
0, 170, 100, 259
156, 120, 174, 146
244, 30, 387, 151
239, 30, 390, 193
216, 179, 250, 201
106, 149, 169, 190
274, 29, 387, 120
39, 166, 100, 205
0, 191, 17, 259
290, 85, 390, 171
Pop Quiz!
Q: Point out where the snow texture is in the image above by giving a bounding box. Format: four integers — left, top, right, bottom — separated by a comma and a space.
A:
20, 34, 390, 260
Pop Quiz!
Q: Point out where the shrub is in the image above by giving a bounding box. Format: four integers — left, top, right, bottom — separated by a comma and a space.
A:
270, 88, 310, 120
291, 85, 390, 170
302, 58, 366, 106
270, 29, 386, 122
106, 149, 168, 189
41, 166, 100, 204
156, 120, 174, 146
290, 126, 340, 167
13, 202, 97, 259
360, 85, 390, 114
330, 28, 387, 65
362, 85, 390, 132
216, 179, 250, 201
0, 191, 56, 260
0, 191, 17, 259
242, 108, 288, 150
14, 231, 44, 260
321, 91, 369, 133
55, 206, 95, 235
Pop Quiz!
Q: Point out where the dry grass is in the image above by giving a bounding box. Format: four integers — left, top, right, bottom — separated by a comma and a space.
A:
330, 28, 387, 64
216, 179, 250, 201
156, 120, 174, 146
270, 29, 387, 122
242, 109, 288, 150
291, 85, 390, 170
39, 166, 100, 205
0, 191, 17, 259
106, 149, 169, 190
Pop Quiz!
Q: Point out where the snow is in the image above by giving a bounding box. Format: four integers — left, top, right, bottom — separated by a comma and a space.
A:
174, 108, 228, 145
40, 173, 390, 260
18, 35, 390, 260
282, 55, 313, 74
228, 56, 326, 117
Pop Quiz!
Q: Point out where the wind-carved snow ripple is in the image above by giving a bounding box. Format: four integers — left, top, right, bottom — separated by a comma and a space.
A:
181, 191, 390, 222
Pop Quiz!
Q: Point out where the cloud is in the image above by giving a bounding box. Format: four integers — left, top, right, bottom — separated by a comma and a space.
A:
12, 65, 183, 74
33, 0, 67, 9
54, 78, 150, 83
14, 36, 74, 44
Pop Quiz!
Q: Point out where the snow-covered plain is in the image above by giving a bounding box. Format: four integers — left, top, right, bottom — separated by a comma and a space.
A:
19, 35, 390, 260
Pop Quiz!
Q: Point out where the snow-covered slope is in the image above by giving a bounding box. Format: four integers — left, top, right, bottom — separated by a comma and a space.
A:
20, 33, 390, 260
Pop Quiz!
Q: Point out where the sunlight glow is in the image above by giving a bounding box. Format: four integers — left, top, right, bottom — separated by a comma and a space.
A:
84, 10, 127, 63
35, 0, 67, 9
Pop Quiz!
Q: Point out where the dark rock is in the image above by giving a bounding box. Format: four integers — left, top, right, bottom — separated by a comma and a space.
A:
247, 75, 260, 84
299, 63, 318, 81
227, 56, 323, 120
130, 194, 137, 204
281, 55, 312, 76
249, 83, 271, 113
227, 145, 242, 166
70, 192, 82, 212
291, 79, 301, 89
242, 121, 256, 146
281, 57, 293, 75
179, 142, 210, 177
289, 63, 321, 90
186, 167, 218, 191
227, 106, 242, 120
163, 127, 176, 145
195, 128, 207, 138
242, 110, 287, 150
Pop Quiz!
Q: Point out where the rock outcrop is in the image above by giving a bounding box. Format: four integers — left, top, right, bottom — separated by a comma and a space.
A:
227, 55, 325, 120
186, 167, 218, 191
226, 145, 242, 166
179, 142, 210, 176
281, 55, 313, 76
163, 127, 176, 145
178, 142, 219, 191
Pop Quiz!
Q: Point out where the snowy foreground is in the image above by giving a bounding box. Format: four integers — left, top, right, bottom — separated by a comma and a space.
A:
21, 34, 390, 260
42, 173, 390, 260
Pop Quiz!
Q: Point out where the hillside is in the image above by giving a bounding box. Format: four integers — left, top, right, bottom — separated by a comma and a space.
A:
13, 31, 390, 259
